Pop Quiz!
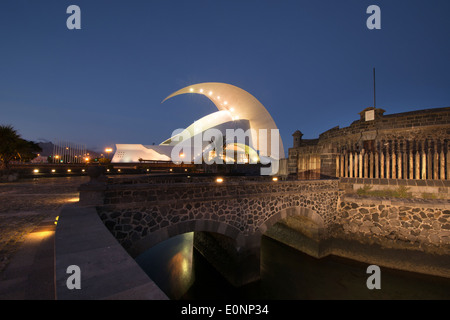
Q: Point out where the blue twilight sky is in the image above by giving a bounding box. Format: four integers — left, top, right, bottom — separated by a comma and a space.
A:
0, 0, 449, 155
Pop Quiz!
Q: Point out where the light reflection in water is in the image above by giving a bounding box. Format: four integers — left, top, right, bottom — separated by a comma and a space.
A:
135, 232, 194, 299
136, 233, 450, 300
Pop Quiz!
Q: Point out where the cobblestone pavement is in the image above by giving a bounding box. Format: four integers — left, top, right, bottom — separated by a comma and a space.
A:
0, 176, 89, 275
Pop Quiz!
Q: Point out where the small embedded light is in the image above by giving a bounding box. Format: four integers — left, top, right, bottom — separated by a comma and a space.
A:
180, 153, 185, 158
169, 168, 173, 172
189, 88, 194, 92
208, 91, 213, 96
51, 169, 56, 173
118, 169, 121, 172
67, 169, 71, 172
272, 177, 278, 182
33, 169, 39, 173
147, 169, 150, 172
230, 107, 234, 112
217, 96, 220, 100
216, 178, 224, 183
82, 169, 85, 172
185, 169, 188, 172
107, 169, 110, 172
199, 88, 204, 93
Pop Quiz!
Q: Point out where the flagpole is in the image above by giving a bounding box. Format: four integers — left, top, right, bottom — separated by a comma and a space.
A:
373, 67, 376, 108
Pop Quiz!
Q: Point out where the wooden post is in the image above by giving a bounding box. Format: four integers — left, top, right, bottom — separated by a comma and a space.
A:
375, 152, 379, 178
359, 150, 363, 178
447, 147, 450, 180
364, 150, 368, 178
386, 150, 390, 179
392, 149, 397, 179
349, 152, 353, 178
434, 148, 439, 180
336, 155, 340, 177
344, 153, 348, 177
427, 141, 432, 179
421, 144, 427, 180
402, 141, 407, 179
409, 149, 413, 180
298, 155, 303, 179
370, 152, 374, 178
415, 151, 420, 180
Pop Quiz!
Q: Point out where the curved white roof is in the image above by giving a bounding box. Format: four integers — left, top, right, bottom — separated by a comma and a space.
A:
162, 82, 284, 159
160, 110, 233, 146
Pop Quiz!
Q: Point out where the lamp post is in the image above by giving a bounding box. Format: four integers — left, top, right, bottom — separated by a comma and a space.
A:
105, 148, 113, 159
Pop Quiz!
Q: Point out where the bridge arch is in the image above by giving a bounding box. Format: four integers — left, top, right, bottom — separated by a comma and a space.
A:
258, 205, 325, 238
128, 219, 243, 258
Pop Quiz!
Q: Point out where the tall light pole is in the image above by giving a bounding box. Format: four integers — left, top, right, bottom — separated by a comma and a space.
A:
105, 148, 113, 159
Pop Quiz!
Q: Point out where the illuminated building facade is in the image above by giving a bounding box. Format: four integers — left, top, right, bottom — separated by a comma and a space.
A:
112, 82, 284, 171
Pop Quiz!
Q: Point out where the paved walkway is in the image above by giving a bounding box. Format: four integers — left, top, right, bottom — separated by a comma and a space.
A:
0, 215, 57, 299
0, 176, 167, 300
55, 203, 167, 299
0, 176, 87, 299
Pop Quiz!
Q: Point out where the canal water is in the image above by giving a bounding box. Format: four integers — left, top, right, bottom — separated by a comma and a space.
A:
135, 232, 450, 300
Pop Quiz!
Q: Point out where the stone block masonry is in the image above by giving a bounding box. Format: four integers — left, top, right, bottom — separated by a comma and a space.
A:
95, 178, 340, 256
337, 196, 450, 252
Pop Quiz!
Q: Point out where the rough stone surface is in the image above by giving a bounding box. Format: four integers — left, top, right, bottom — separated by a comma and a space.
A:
94, 178, 340, 254
336, 195, 450, 253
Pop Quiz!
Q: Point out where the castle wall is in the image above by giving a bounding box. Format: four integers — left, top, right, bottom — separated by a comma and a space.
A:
288, 107, 450, 180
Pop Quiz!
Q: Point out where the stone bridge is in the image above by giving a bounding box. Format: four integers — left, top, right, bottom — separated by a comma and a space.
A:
79, 172, 340, 286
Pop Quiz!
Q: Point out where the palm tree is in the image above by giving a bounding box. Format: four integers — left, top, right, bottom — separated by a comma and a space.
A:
0, 125, 21, 170
0, 125, 41, 170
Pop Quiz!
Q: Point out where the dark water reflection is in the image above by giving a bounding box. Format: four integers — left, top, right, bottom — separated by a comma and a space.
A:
136, 233, 450, 300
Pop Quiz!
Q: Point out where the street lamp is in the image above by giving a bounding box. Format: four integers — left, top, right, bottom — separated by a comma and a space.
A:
105, 148, 113, 159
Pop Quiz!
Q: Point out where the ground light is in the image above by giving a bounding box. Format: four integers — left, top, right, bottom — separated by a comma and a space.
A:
216, 177, 224, 183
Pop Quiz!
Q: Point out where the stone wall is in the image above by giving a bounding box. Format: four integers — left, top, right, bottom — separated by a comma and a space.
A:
288, 107, 450, 178
93, 178, 340, 256
336, 196, 450, 253
339, 177, 450, 199
319, 107, 450, 141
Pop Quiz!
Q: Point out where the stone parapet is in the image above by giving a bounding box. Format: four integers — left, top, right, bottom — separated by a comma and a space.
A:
337, 195, 450, 252
339, 177, 450, 200
94, 179, 339, 256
